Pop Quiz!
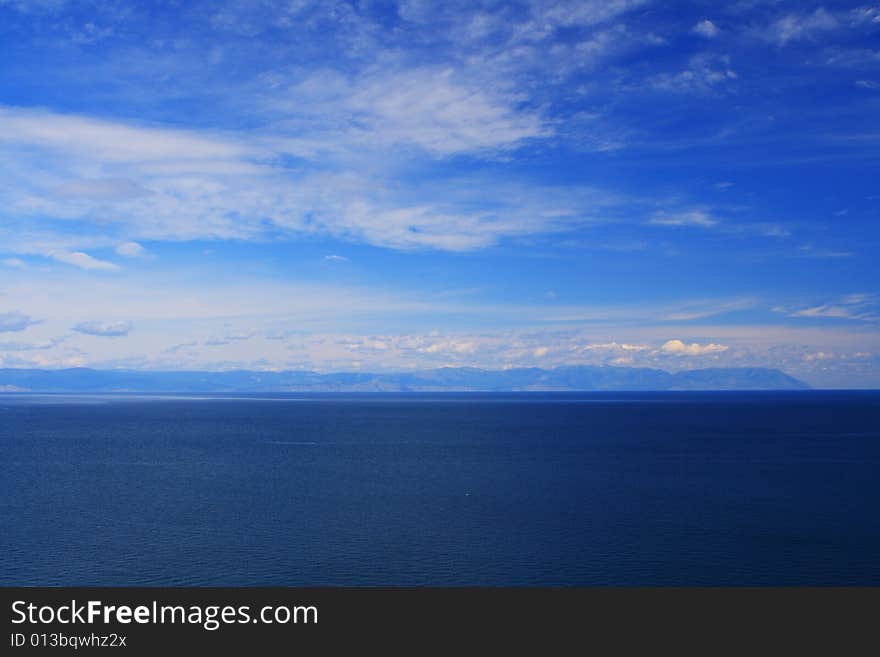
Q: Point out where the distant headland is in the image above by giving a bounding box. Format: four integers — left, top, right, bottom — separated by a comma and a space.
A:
0, 365, 809, 393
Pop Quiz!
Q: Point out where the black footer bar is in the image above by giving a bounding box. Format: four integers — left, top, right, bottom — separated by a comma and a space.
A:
3, 587, 877, 653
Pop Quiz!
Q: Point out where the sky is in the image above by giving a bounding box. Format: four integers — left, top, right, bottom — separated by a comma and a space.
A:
0, 0, 878, 387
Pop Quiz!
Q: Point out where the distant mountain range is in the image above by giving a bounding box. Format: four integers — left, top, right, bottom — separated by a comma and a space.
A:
0, 366, 809, 392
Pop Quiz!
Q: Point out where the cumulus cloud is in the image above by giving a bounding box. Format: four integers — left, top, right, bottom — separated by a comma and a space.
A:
660, 339, 729, 356
49, 251, 119, 271
0, 312, 41, 333
692, 20, 720, 38
419, 339, 478, 355
73, 320, 133, 337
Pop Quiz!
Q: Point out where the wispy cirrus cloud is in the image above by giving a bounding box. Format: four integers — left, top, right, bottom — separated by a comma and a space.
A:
796, 244, 853, 259
760, 8, 839, 46
0, 103, 605, 253
776, 294, 879, 322
115, 242, 146, 258
649, 210, 719, 228
271, 67, 549, 157
0, 2, 828, 261
49, 251, 119, 271
661, 298, 757, 322
0, 106, 250, 162
73, 320, 133, 337
752, 4, 879, 47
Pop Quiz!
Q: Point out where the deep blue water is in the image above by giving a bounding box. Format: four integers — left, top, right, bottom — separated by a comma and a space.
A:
1, 391, 879, 586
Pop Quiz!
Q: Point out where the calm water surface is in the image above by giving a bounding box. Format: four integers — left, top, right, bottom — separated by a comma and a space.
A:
1, 391, 879, 585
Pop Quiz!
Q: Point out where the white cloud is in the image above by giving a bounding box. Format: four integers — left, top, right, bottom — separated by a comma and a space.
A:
850, 6, 880, 25
824, 47, 880, 67
692, 20, 720, 39
523, 0, 648, 32
0, 105, 605, 253
0, 0, 67, 13
0, 336, 66, 351
49, 251, 119, 271
1, 273, 878, 385
855, 80, 880, 90
0, 106, 251, 163
73, 320, 133, 337
803, 351, 834, 362
781, 294, 878, 321
660, 339, 729, 356
426, 340, 477, 355
353, 69, 547, 155
54, 178, 152, 201
662, 298, 757, 321
398, 0, 647, 38
0, 312, 40, 333
323, 254, 348, 261
2, 257, 26, 268
579, 341, 648, 352
791, 305, 863, 320
277, 67, 549, 157
797, 244, 853, 259
204, 331, 253, 346
763, 8, 838, 45
648, 55, 737, 93
116, 242, 146, 258
299, 184, 613, 251
649, 210, 718, 228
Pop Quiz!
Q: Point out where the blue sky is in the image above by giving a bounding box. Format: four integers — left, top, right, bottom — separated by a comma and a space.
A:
0, 0, 878, 386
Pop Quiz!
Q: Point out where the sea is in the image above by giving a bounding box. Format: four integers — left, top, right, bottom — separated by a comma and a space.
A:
1, 391, 878, 586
